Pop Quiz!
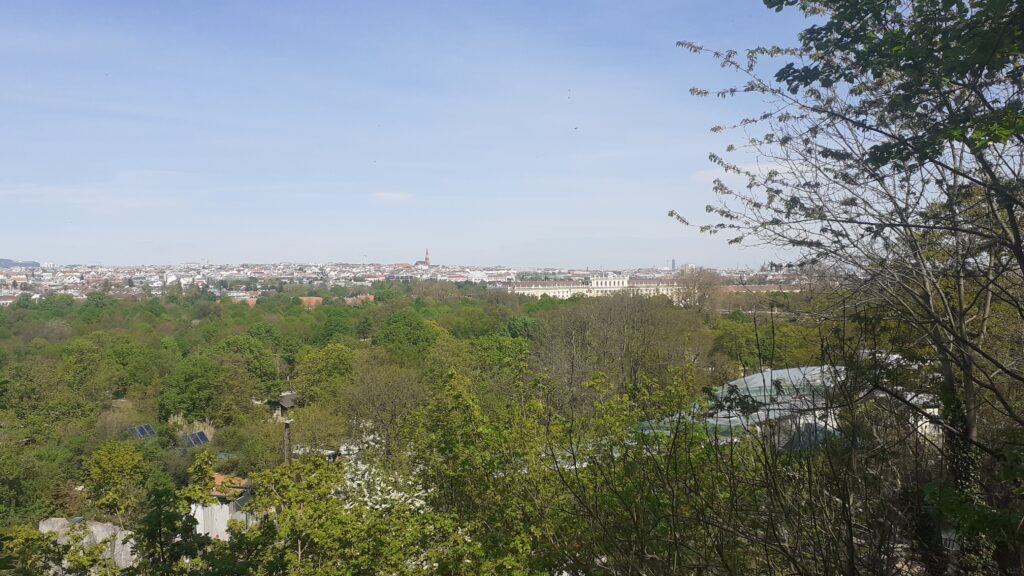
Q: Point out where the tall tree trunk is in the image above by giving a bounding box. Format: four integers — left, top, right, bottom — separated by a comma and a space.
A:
934, 340, 995, 574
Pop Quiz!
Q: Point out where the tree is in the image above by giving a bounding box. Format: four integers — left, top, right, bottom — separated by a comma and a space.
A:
341, 349, 426, 458
411, 280, 461, 305
679, 0, 1024, 570
208, 457, 485, 575
532, 294, 712, 412
413, 371, 549, 573
213, 335, 277, 383
4, 523, 118, 576
159, 355, 231, 423
504, 316, 536, 340
129, 471, 210, 576
85, 441, 149, 528
372, 310, 445, 367
355, 316, 372, 340
294, 342, 353, 404
177, 450, 217, 509
672, 267, 722, 313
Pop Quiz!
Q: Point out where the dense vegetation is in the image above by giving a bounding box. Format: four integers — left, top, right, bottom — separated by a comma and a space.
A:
0, 281, 839, 573
4, 0, 1024, 572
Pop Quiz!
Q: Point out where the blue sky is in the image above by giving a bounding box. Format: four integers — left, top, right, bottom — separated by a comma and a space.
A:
0, 1, 809, 268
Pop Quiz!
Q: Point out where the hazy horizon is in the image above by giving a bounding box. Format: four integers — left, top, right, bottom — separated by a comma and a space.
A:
1, 244, 774, 272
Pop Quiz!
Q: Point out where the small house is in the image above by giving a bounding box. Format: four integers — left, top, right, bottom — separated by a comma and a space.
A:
267, 391, 300, 421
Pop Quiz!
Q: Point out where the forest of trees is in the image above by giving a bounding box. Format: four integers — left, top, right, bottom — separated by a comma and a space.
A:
0, 278, 830, 575
3, 0, 1024, 573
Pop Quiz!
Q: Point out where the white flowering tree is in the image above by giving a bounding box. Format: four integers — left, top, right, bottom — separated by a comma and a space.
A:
201, 456, 483, 576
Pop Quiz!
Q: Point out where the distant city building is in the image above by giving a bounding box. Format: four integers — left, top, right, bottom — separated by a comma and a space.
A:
721, 284, 802, 294
505, 275, 684, 302
0, 258, 807, 302
344, 293, 375, 306
414, 248, 431, 267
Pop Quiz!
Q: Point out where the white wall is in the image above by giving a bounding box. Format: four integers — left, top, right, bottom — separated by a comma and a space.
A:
191, 493, 254, 541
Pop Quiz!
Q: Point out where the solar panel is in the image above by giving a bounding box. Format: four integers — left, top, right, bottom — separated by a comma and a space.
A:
129, 424, 157, 439
183, 431, 210, 448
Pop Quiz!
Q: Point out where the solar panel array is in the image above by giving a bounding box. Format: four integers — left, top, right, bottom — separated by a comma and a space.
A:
129, 424, 157, 439
183, 431, 210, 448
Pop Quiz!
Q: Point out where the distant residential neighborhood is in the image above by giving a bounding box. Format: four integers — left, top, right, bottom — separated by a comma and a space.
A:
0, 252, 810, 307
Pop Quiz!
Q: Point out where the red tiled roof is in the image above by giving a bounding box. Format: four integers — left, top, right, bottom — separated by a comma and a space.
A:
211, 473, 250, 499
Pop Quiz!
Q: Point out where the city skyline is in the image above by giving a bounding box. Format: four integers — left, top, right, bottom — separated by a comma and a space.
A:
0, 249, 777, 272
0, 254, 807, 308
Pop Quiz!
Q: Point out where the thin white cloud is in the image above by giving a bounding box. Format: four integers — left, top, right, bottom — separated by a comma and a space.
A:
370, 192, 414, 202
0, 170, 208, 209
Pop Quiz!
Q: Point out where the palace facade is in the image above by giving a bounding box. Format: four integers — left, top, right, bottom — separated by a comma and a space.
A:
505, 275, 683, 302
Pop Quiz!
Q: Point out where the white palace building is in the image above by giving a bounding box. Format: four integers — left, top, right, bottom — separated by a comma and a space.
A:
504, 275, 684, 302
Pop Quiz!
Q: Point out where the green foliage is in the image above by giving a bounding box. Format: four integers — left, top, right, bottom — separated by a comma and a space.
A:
372, 310, 445, 367
0, 442, 58, 525
413, 372, 549, 573
177, 451, 217, 508
130, 472, 210, 575
370, 283, 405, 303
245, 322, 280, 349
85, 441, 150, 524
769, 0, 1024, 157
159, 355, 227, 422
504, 316, 536, 339
213, 336, 277, 383
1, 277, 975, 573
315, 309, 358, 344
294, 343, 353, 404
4, 523, 118, 576
206, 457, 485, 575
213, 419, 283, 475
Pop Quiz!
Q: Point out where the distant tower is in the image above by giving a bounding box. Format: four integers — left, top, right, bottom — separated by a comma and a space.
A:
425, 248, 430, 266
672, 259, 676, 271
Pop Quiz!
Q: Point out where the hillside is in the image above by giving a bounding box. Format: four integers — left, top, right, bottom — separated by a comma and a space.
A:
0, 259, 39, 269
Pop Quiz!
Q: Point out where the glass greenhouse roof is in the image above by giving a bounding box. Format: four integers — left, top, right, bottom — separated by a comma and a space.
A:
706, 366, 842, 437
639, 366, 844, 446
715, 366, 835, 405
